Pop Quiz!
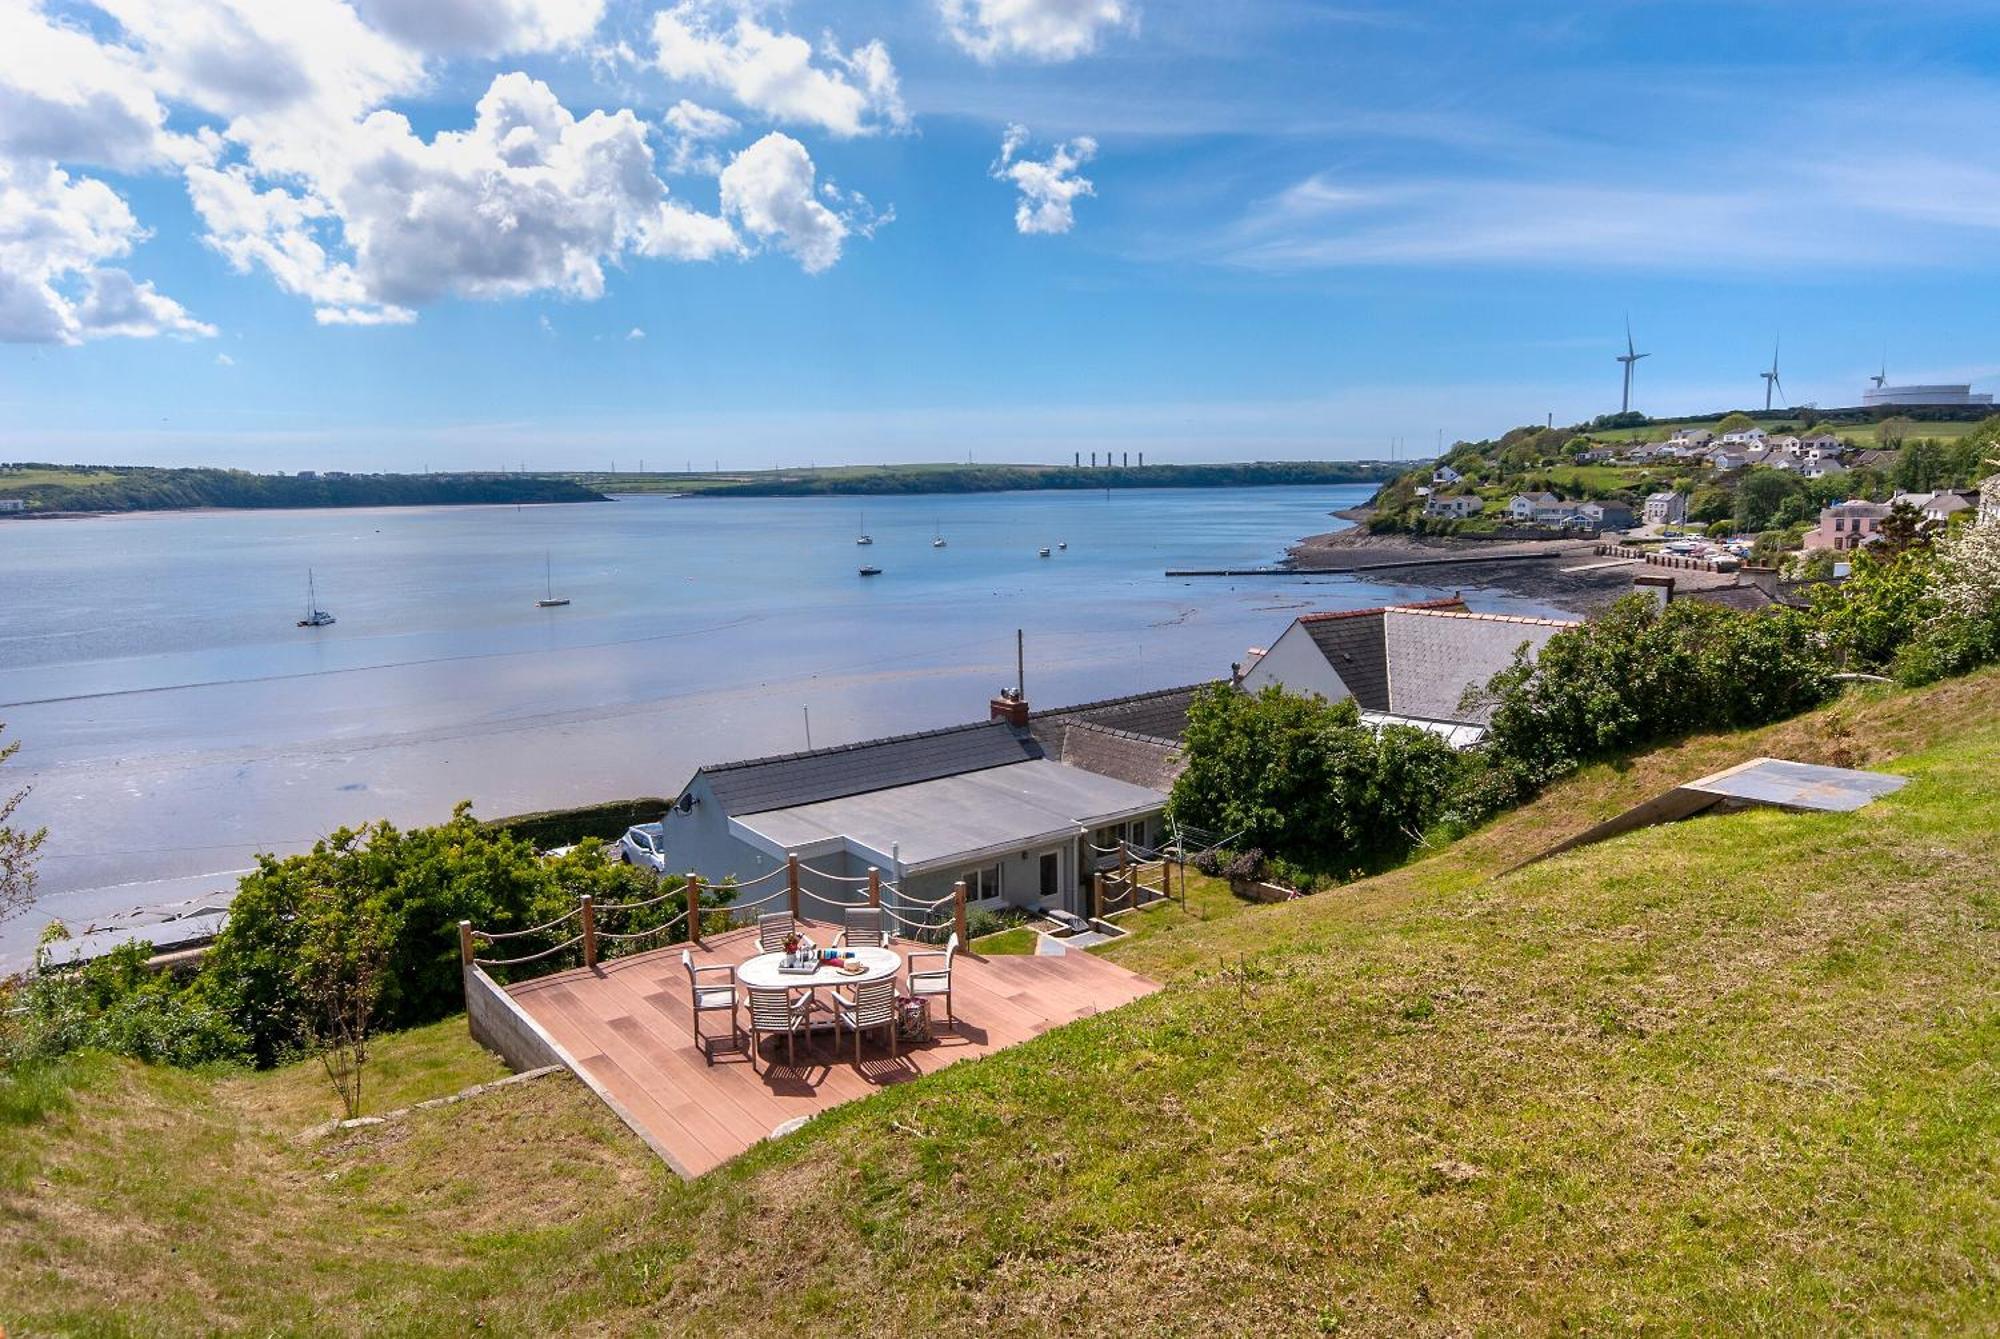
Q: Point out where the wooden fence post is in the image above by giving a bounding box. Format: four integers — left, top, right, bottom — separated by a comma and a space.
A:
579, 894, 597, 969
685, 872, 703, 946
867, 866, 881, 907
787, 852, 802, 921
1092, 872, 1106, 921
458, 919, 475, 966
1118, 840, 1129, 897
953, 880, 969, 946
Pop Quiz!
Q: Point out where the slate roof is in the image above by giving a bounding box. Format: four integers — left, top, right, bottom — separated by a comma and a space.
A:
1029, 682, 1209, 751
1295, 596, 1467, 711
1053, 721, 1186, 791
1379, 607, 1575, 722
699, 720, 1043, 816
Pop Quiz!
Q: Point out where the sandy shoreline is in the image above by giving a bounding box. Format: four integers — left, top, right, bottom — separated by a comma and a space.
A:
1284, 521, 1734, 613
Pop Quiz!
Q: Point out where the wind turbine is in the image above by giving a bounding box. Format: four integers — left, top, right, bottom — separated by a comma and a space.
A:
1760, 337, 1784, 412
1871, 349, 1888, 390
1616, 317, 1649, 414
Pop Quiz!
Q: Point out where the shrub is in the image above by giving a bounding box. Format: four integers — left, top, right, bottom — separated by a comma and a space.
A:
1169, 686, 1461, 877
4, 943, 248, 1070
1222, 848, 1267, 883
1480, 595, 1835, 788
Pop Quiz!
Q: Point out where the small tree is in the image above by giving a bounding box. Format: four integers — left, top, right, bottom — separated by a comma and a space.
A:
294, 875, 391, 1119
1876, 416, 1915, 450
0, 722, 46, 923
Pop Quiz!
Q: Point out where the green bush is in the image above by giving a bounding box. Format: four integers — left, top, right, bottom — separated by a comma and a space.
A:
4, 943, 248, 1070
1169, 685, 1461, 878
1481, 595, 1835, 788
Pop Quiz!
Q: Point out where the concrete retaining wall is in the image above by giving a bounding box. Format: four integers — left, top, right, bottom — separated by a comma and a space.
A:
464, 964, 565, 1072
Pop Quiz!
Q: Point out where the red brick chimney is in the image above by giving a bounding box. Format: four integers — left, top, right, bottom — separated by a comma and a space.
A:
990, 687, 1029, 728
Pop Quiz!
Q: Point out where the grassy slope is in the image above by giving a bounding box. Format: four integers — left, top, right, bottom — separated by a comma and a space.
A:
4, 673, 1996, 1335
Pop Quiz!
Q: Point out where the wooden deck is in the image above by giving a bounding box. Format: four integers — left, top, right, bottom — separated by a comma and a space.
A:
505, 922, 1160, 1177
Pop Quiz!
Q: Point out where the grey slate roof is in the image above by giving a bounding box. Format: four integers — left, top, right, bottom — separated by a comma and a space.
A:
1380, 608, 1573, 723
1295, 596, 1467, 712
1054, 721, 1186, 791
1029, 683, 1209, 753
699, 720, 1042, 816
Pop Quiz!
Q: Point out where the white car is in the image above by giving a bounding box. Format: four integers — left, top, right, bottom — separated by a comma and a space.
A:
618, 822, 668, 874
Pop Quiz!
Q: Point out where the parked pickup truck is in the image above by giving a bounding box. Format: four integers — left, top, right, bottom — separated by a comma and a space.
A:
618, 822, 669, 874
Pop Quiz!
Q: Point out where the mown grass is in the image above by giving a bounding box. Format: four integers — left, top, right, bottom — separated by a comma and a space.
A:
3, 671, 1997, 1335
970, 926, 1039, 955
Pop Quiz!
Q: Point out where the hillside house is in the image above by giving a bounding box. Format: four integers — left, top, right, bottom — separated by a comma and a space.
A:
1803, 458, 1849, 481
1643, 490, 1688, 526
1805, 499, 1891, 551
1508, 491, 1573, 524
1432, 464, 1464, 485
0, 498, 24, 513
1671, 428, 1714, 446
1424, 492, 1484, 519
1577, 499, 1635, 530
1707, 448, 1749, 472
1720, 427, 1768, 446
1239, 598, 1578, 747
653, 685, 1202, 921
1891, 490, 1976, 524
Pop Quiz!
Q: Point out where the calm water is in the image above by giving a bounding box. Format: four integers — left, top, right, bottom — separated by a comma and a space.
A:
0, 486, 1555, 961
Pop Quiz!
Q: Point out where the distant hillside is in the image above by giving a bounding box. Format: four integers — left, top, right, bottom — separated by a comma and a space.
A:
0, 464, 606, 513
571, 459, 1402, 497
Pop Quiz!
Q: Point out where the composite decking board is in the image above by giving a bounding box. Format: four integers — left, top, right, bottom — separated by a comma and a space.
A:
503, 920, 1161, 1176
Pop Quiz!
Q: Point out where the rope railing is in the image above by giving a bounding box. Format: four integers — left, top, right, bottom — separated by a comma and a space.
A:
475, 934, 584, 968
475, 904, 583, 942
593, 885, 683, 913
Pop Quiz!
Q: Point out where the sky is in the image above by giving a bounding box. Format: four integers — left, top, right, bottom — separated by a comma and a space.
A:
5, 0, 2000, 471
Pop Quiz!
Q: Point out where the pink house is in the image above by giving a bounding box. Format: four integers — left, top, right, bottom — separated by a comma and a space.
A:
1805, 500, 1891, 551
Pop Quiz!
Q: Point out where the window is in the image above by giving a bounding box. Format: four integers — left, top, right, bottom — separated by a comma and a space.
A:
959, 864, 1001, 903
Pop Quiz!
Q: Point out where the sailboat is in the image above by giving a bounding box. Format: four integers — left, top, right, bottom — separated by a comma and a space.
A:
535, 551, 570, 608
297, 569, 335, 628
931, 517, 946, 548
855, 509, 873, 545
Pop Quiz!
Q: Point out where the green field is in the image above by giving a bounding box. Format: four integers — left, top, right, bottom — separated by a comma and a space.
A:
5, 670, 1997, 1334
564, 459, 1401, 498
1587, 416, 1987, 445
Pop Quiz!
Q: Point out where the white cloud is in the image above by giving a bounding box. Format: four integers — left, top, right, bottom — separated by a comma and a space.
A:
991, 124, 1096, 235
720, 132, 848, 272
938, 0, 1131, 63
0, 0, 180, 171
662, 98, 739, 174
651, 1, 908, 138
352, 0, 604, 56
0, 158, 212, 342
187, 72, 741, 324
215, 351, 235, 365
626, 325, 645, 339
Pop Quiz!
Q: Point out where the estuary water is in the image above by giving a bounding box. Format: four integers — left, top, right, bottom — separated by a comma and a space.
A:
0, 485, 1558, 962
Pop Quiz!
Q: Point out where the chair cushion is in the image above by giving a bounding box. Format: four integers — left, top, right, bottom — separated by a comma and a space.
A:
693, 986, 735, 1009
907, 976, 949, 995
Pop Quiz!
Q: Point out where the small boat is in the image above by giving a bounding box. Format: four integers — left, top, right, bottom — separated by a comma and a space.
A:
297, 569, 335, 628
1057, 541, 1067, 550
858, 565, 883, 577
931, 518, 946, 548
1038, 547, 1052, 558
856, 509, 872, 545
535, 551, 570, 608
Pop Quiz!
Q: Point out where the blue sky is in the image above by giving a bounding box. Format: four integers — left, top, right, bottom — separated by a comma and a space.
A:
5, 0, 2000, 470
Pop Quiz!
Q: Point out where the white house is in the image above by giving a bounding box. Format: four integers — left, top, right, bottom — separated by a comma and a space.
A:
1643, 490, 1688, 526
1241, 598, 1579, 748
0, 498, 24, 513
1803, 458, 1849, 481
1670, 428, 1714, 446
1720, 427, 1768, 446
1424, 493, 1484, 519
1432, 464, 1464, 485
1707, 449, 1749, 472
1508, 491, 1573, 524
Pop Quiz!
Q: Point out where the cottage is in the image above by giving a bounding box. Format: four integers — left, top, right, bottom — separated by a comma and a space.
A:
1801, 433, 1844, 455
0, 498, 24, 513
1803, 458, 1849, 481
654, 685, 1201, 922
1720, 427, 1768, 446
1240, 598, 1578, 747
1643, 490, 1688, 526
1670, 428, 1714, 446
1805, 499, 1891, 551
1707, 449, 1748, 472
1432, 464, 1464, 485
1424, 492, 1484, 519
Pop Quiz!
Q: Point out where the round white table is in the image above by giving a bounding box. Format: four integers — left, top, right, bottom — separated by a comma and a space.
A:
737, 944, 901, 993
